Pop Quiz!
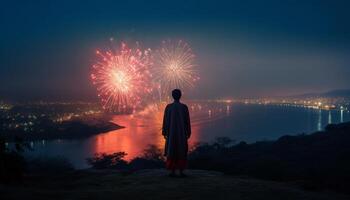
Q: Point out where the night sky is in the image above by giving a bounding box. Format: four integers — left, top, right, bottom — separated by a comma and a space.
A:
1, 0, 349, 100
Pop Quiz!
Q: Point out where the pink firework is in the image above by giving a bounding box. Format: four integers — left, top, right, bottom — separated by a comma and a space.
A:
91, 42, 153, 112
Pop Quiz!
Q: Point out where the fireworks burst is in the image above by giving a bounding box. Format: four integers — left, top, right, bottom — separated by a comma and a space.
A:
153, 40, 199, 96
91, 42, 153, 112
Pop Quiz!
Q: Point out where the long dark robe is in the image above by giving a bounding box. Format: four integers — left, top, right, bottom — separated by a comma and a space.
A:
162, 101, 191, 160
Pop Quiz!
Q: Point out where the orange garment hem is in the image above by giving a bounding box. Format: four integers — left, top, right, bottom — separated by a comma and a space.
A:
166, 158, 187, 170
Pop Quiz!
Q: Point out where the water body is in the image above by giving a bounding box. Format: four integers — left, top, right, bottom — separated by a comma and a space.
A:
25, 102, 350, 168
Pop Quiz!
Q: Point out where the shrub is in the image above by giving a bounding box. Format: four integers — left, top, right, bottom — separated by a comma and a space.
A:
86, 152, 128, 169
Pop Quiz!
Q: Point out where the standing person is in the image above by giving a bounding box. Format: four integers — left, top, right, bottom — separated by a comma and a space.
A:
162, 89, 191, 177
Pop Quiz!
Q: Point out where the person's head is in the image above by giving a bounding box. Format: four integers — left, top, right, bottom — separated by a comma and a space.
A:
172, 89, 182, 101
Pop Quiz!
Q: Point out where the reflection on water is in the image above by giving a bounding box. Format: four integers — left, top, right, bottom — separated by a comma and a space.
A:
92, 118, 199, 160
226, 105, 230, 115
91, 102, 219, 160
341, 110, 344, 123
328, 111, 332, 124
25, 102, 350, 168
317, 110, 322, 131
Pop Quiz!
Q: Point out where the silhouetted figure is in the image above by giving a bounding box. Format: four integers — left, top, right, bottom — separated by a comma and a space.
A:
162, 89, 191, 177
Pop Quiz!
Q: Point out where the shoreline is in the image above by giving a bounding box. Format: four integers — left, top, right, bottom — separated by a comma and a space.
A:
1, 120, 124, 142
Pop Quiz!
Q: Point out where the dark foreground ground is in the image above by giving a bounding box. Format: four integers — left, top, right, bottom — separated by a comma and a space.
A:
1, 169, 348, 200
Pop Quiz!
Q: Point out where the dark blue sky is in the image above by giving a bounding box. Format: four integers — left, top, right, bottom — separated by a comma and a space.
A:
1, 0, 349, 100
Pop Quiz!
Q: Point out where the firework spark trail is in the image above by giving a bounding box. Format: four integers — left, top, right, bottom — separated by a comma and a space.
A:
91, 42, 153, 112
153, 40, 199, 97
